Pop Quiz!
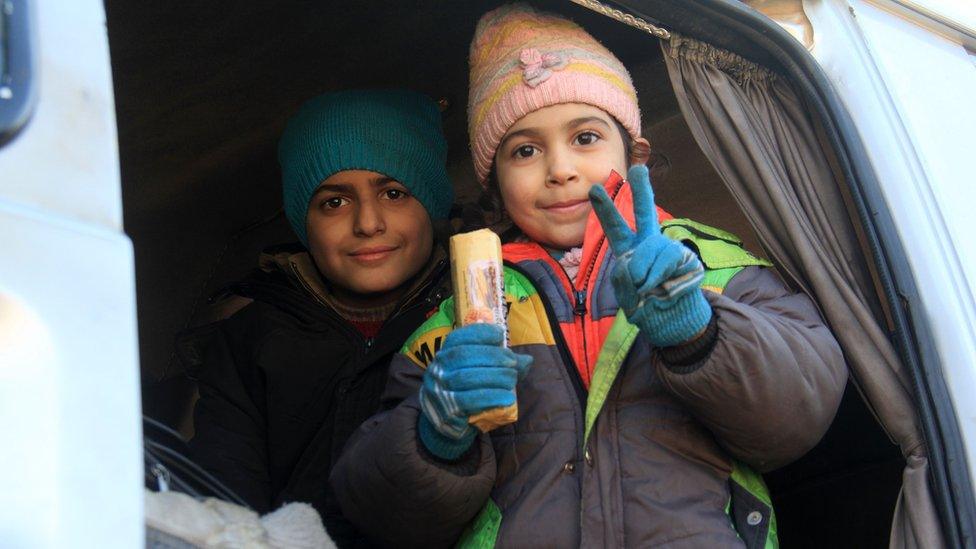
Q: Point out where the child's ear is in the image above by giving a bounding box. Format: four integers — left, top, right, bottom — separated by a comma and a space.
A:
629, 137, 652, 167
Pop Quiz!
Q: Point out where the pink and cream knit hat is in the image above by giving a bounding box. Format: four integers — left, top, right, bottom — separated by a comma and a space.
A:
468, 3, 641, 185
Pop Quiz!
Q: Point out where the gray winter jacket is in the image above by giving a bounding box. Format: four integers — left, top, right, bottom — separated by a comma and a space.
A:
331, 215, 846, 548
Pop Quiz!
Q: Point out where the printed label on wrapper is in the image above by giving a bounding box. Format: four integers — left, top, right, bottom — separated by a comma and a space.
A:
449, 229, 517, 432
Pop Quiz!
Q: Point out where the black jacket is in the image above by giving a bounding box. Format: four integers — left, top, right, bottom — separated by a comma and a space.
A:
187, 245, 449, 546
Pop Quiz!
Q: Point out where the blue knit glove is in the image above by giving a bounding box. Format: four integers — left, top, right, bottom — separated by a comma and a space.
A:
418, 323, 533, 460
588, 165, 712, 347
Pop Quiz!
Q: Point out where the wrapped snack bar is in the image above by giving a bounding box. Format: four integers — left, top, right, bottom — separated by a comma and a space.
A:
449, 229, 516, 432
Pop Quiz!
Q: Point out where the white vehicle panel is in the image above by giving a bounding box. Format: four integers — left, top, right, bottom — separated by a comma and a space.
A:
0, 203, 142, 547
804, 0, 976, 495
0, 0, 142, 546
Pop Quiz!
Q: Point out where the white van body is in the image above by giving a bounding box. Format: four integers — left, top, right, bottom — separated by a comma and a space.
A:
804, 0, 976, 493
0, 0, 143, 546
0, 0, 972, 546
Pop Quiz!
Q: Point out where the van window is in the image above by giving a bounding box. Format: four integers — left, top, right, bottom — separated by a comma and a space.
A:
108, 1, 956, 546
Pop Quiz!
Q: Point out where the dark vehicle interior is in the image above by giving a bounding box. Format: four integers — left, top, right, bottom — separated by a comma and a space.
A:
106, 1, 907, 546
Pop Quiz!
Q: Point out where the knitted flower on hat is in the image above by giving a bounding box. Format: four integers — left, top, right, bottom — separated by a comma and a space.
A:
467, 3, 642, 185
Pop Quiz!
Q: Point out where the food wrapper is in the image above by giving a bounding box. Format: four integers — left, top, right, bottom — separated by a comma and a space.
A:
449, 229, 517, 433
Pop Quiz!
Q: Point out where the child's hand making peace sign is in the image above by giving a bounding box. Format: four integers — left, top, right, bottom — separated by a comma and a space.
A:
588, 165, 713, 348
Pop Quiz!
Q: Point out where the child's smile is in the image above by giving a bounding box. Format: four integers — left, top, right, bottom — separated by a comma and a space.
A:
540, 197, 591, 217
494, 103, 629, 250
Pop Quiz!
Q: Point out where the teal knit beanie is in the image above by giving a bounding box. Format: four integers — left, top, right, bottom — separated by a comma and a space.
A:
278, 89, 454, 246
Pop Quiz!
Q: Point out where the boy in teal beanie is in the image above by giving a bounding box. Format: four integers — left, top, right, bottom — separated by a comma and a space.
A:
279, 89, 453, 303
189, 89, 454, 546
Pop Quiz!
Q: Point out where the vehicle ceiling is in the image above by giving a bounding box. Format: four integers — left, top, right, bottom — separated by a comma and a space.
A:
104, 0, 759, 416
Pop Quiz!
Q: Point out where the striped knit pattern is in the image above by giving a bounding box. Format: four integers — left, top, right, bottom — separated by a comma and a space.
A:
468, 3, 642, 184
323, 295, 398, 325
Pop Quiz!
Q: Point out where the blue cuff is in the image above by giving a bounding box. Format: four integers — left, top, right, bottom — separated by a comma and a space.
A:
418, 414, 477, 461
653, 292, 713, 348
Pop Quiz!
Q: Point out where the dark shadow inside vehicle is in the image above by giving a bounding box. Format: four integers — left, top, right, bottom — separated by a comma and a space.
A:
105, 1, 904, 546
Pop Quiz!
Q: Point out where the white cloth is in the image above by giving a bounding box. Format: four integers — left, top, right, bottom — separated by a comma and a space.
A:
145, 489, 336, 549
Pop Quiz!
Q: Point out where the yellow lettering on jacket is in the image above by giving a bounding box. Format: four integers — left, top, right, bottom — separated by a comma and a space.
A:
406, 326, 452, 369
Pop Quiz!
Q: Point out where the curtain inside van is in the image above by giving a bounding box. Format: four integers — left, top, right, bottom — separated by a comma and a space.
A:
660, 34, 944, 549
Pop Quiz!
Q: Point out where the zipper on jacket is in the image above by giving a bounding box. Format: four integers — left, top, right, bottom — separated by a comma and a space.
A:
544, 254, 593, 382
548, 187, 615, 383
360, 257, 448, 360
569, 174, 625, 378
574, 290, 587, 316
506, 261, 587, 411
573, 288, 591, 384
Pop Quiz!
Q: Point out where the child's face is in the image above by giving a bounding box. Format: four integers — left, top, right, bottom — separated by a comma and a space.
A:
306, 170, 433, 300
494, 103, 628, 250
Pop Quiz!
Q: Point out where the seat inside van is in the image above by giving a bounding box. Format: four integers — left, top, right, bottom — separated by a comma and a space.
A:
105, 1, 905, 546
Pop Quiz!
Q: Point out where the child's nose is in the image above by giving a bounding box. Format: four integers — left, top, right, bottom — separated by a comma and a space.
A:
546, 148, 580, 186
353, 199, 386, 237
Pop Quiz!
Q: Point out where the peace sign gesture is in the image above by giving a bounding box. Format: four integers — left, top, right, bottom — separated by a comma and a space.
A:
588, 165, 713, 347
590, 164, 662, 257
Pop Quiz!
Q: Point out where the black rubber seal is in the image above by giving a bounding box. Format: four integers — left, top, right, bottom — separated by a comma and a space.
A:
0, 0, 36, 148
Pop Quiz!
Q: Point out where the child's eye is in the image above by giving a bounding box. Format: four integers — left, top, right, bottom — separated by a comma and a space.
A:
381, 188, 409, 201
513, 144, 538, 159
574, 131, 601, 146
320, 197, 349, 210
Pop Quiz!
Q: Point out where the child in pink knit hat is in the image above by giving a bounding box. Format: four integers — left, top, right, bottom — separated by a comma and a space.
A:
331, 5, 845, 547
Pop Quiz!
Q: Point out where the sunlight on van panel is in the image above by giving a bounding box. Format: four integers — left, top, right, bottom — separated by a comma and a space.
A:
0, 294, 59, 547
